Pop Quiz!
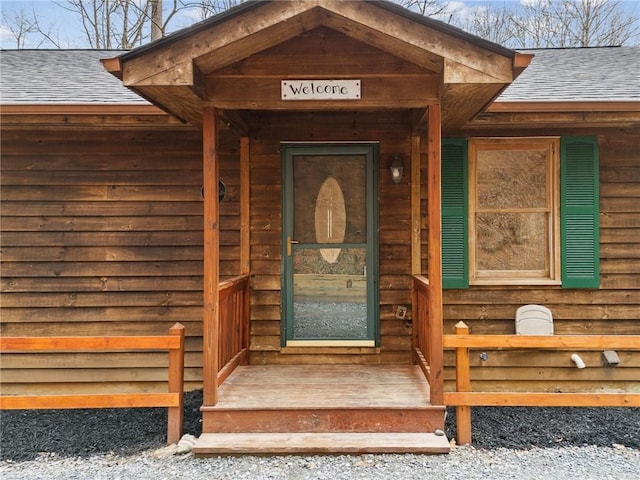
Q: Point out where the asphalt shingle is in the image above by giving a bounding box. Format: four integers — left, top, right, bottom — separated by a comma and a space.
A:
0, 49, 148, 105
499, 46, 640, 102
1, 47, 638, 105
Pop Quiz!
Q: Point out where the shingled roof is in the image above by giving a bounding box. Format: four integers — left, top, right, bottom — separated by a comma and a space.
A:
497, 46, 640, 103
1, 46, 638, 106
0, 49, 149, 105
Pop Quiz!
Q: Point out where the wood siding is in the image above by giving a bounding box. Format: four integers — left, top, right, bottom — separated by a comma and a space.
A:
0, 121, 242, 394
247, 111, 416, 365
1, 116, 637, 395
442, 130, 640, 393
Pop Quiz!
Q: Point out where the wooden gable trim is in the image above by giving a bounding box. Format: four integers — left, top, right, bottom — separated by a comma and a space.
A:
444, 59, 511, 84
121, 1, 321, 86
106, 0, 523, 127
117, 1, 518, 89
318, 1, 514, 82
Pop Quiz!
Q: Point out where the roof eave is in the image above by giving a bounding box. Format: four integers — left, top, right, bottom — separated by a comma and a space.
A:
0, 104, 161, 115
487, 100, 640, 113
101, 57, 123, 79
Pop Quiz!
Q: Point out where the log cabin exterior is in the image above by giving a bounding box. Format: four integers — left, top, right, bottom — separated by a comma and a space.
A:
1, 0, 639, 453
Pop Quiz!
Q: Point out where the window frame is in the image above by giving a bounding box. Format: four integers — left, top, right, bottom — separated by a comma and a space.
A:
468, 137, 561, 286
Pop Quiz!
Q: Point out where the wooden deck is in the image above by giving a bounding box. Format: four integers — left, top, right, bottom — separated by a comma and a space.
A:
194, 365, 449, 455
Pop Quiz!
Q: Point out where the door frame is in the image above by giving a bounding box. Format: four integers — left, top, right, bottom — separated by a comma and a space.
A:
281, 142, 380, 347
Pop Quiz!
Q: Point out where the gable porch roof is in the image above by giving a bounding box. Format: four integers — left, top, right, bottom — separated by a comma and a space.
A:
102, 0, 530, 129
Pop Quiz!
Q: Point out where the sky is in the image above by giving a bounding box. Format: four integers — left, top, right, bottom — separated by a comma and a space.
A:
0, 0, 211, 48
1, 0, 639, 49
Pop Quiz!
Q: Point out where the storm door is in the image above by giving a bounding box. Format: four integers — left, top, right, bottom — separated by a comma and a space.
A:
282, 144, 379, 347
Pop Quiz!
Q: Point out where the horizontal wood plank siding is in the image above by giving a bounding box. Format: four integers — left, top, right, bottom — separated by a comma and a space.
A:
442, 130, 640, 393
248, 111, 415, 365
2, 114, 637, 394
0, 122, 242, 394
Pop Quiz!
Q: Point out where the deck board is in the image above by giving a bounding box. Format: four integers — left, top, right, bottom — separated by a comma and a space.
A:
213, 365, 431, 409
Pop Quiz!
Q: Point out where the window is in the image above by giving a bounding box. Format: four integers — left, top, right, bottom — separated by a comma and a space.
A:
442, 137, 599, 289
469, 138, 560, 285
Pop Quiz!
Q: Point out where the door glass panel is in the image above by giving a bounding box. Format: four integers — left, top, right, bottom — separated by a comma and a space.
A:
293, 248, 367, 339
293, 155, 366, 244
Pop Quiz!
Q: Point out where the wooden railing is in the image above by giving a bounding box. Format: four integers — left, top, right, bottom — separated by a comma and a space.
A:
411, 275, 444, 405
443, 321, 640, 445
0, 323, 185, 444
216, 274, 250, 386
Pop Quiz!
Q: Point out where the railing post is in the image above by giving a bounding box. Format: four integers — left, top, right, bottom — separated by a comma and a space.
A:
454, 321, 472, 445
167, 322, 185, 445
242, 276, 250, 364
411, 277, 419, 364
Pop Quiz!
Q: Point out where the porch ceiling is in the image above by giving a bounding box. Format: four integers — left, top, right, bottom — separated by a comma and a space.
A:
104, 0, 529, 130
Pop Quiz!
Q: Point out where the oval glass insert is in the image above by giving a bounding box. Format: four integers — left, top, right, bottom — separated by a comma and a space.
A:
315, 176, 346, 263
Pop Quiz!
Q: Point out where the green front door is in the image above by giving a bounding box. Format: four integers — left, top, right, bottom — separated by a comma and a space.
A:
282, 143, 379, 347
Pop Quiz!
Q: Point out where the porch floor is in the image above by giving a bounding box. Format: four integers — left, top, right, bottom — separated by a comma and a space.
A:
193, 364, 449, 455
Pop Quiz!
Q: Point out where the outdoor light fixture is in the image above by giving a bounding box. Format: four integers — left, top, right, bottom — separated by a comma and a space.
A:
200, 181, 227, 202
389, 155, 404, 184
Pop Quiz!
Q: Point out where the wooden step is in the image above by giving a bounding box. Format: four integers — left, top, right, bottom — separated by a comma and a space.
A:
201, 406, 445, 433
193, 432, 451, 455
201, 365, 445, 434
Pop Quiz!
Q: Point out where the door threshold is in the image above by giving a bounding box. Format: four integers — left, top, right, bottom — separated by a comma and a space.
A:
285, 340, 376, 347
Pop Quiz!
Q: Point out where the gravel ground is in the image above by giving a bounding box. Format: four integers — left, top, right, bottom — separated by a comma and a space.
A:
1, 445, 638, 480
1, 390, 638, 479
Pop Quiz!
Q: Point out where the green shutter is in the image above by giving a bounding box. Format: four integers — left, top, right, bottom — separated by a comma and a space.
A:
561, 137, 600, 288
441, 138, 468, 289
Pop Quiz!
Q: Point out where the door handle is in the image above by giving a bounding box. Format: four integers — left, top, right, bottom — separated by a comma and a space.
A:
287, 236, 299, 256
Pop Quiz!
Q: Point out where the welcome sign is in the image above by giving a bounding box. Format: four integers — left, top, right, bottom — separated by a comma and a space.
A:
281, 80, 361, 100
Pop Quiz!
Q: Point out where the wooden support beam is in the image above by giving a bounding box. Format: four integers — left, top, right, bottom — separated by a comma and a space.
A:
202, 106, 220, 407
411, 133, 422, 276
426, 103, 444, 406
411, 109, 429, 135
205, 76, 439, 110
240, 136, 251, 275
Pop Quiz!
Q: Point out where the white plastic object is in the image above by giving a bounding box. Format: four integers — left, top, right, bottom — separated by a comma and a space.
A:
571, 353, 586, 369
515, 304, 554, 335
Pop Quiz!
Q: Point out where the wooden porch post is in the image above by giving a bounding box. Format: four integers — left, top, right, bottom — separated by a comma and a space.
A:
427, 103, 444, 405
240, 135, 251, 365
240, 136, 251, 276
411, 133, 422, 276
202, 106, 220, 406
